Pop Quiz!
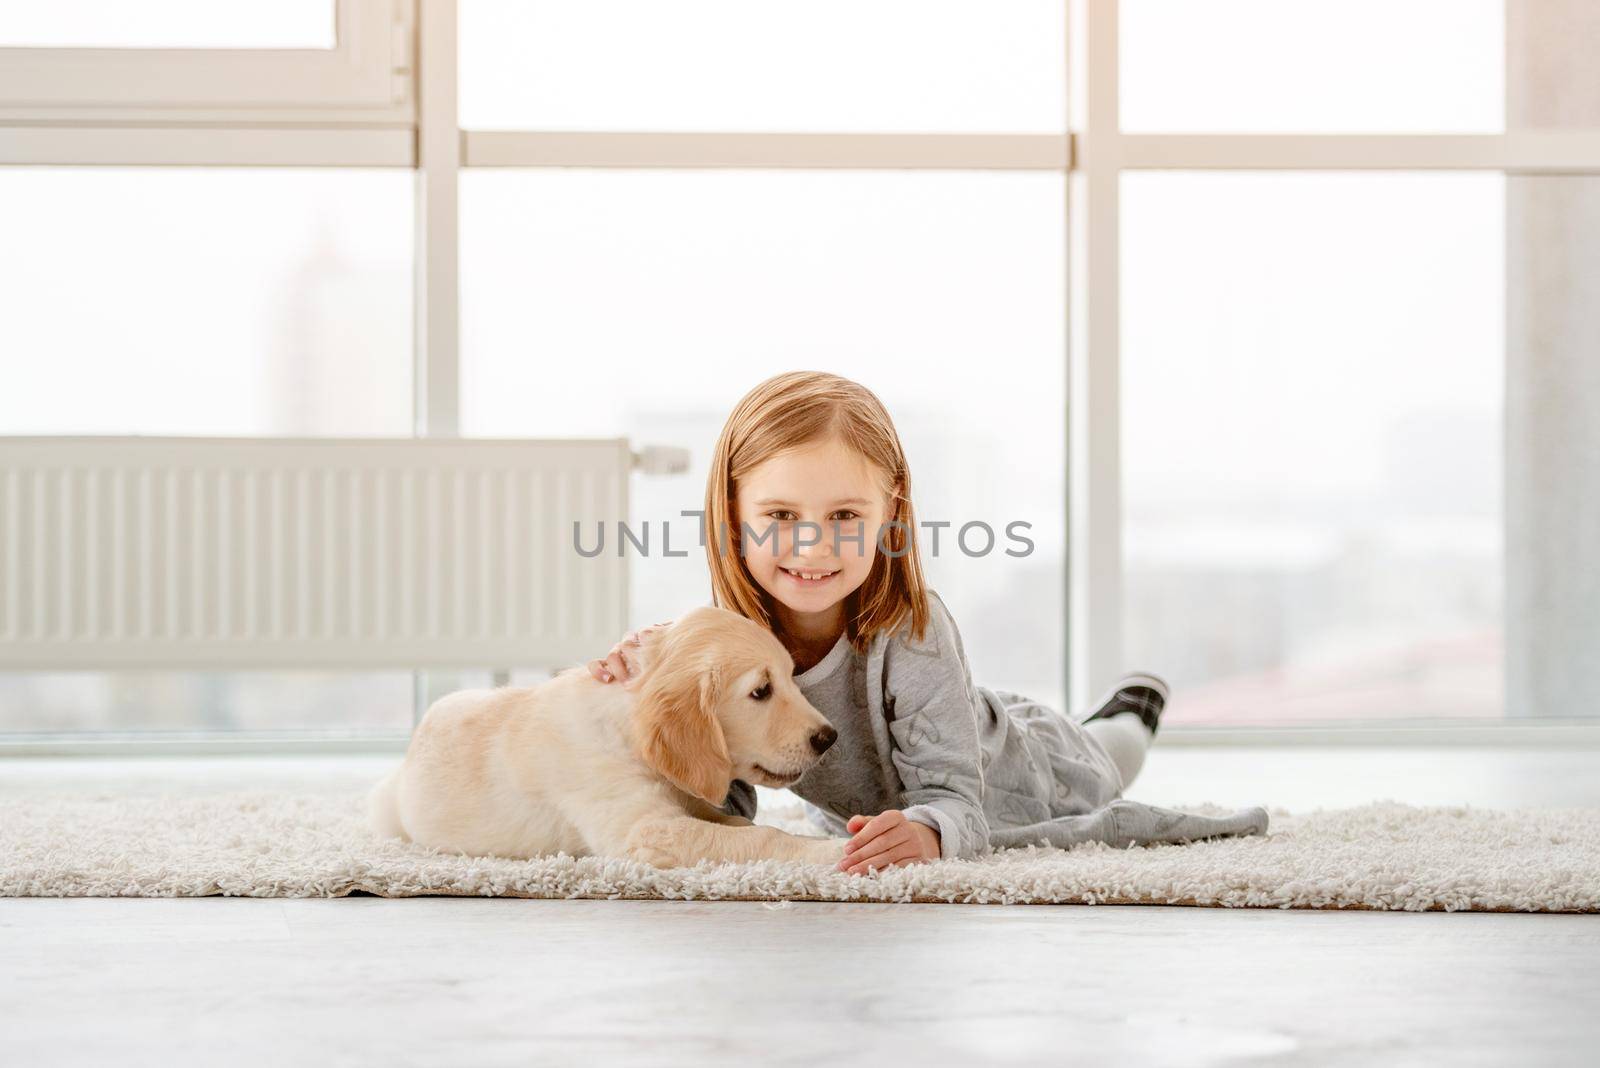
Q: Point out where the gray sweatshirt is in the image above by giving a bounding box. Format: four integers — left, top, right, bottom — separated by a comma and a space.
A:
718, 589, 1269, 858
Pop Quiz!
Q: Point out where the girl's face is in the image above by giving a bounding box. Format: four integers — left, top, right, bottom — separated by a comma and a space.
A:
733, 437, 894, 628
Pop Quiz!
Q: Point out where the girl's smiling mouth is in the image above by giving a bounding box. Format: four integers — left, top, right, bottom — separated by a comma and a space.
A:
779, 566, 839, 584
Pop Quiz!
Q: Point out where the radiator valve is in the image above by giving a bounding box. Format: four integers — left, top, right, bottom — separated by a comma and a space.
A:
631, 445, 690, 476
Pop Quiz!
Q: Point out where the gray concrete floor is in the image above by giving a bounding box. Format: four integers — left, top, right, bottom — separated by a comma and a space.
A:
2, 748, 1597, 1067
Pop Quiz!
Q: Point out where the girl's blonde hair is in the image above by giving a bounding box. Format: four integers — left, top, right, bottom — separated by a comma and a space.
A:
704, 370, 929, 653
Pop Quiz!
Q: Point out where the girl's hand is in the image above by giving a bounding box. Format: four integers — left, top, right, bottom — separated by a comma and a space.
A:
587, 621, 673, 684
837, 809, 941, 875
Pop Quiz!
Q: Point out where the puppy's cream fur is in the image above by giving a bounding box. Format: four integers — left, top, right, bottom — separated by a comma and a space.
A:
368, 606, 849, 869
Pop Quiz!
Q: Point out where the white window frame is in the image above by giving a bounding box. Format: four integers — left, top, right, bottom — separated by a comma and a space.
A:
0, 0, 412, 126
4, 0, 1599, 750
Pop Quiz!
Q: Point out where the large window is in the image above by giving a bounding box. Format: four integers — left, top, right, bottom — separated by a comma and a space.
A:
1077, 0, 1599, 725
3, 1, 1598, 741
1121, 172, 1503, 724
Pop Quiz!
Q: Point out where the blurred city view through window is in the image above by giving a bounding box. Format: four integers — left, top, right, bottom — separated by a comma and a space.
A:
1123, 173, 1503, 724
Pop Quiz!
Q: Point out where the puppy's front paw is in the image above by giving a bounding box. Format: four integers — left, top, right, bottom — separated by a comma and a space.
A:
806, 837, 849, 866
624, 821, 687, 870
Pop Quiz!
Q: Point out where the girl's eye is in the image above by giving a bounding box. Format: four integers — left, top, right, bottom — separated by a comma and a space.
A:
749, 681, 773, 702
765, 510, 859, 521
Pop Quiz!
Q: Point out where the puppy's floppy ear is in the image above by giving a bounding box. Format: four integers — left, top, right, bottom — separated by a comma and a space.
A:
630, 655, 734, 807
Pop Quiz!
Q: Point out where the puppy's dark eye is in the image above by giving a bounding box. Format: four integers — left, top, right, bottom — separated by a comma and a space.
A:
749, 681, 773, 702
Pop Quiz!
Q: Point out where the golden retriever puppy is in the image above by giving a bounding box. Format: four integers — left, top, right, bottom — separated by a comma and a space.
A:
367, 605, 848, 869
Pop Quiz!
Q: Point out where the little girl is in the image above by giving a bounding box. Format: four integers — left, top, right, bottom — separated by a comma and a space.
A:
590, 371, 1268, 874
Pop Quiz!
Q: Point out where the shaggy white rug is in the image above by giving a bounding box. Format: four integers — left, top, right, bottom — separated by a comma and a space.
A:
2, 791, 1596, 912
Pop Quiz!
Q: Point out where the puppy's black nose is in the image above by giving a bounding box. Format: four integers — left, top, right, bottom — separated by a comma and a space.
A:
810, 726, 837, 755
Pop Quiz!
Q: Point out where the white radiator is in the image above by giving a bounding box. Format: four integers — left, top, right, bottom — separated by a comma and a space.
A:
0, 437, 663, 671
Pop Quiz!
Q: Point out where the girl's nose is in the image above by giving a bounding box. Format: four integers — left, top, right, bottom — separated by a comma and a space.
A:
792, 526, 838, 557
